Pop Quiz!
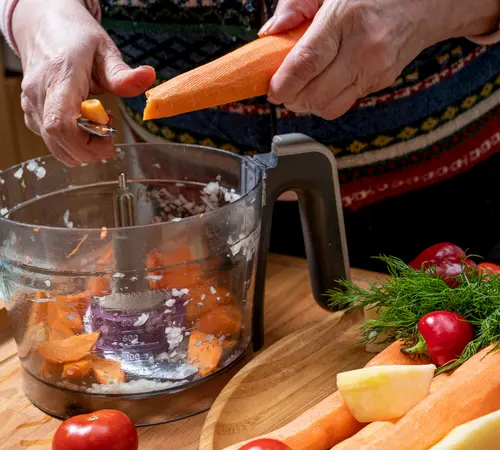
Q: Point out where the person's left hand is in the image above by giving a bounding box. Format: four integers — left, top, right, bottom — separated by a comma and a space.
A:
259, 0, 500, 120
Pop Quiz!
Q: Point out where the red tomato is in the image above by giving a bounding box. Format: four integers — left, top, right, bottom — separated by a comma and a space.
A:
52, 409, 138, 450
239, 438, 291, 450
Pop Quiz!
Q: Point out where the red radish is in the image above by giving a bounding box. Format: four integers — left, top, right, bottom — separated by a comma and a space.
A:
409, 243, 476, 287
402, 311, 474, 366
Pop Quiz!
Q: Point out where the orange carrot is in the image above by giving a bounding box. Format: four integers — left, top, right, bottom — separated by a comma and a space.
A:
39, 360, 62, 379
88, 276, 111, 296
188, 330, 223, 377
38, 332, 100, 364
224, 341, 427, 450
331, 373, 452, 450
361, 346, 500, 450
18, 323, 49, 359
198, 304, 242, 336
49, 318, 75, 341
63, 359, 92, 380
81, 99, 109, 125
143, 23, 310, 120
92, 358, 125, 384
186, 281, 234, 323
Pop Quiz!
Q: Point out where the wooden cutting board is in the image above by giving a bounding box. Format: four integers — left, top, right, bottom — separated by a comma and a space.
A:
0, 255, 387, 449
199, 309, 373, 450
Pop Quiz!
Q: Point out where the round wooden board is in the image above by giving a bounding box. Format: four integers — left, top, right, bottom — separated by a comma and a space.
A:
199, 309, 375, 450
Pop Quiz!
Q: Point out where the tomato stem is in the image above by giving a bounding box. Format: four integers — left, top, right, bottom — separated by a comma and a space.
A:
401, 334, 429, 357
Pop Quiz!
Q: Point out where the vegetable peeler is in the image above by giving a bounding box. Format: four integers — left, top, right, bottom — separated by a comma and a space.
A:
77, 118, 117, 137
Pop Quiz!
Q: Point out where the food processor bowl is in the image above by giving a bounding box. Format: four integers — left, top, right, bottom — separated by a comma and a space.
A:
0, 134, 349, 425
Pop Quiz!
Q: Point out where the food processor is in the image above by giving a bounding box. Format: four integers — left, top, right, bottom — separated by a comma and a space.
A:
0, 133, 349, 425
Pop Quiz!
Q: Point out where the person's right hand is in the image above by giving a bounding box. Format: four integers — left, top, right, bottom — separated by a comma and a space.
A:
12, 0, 156, 166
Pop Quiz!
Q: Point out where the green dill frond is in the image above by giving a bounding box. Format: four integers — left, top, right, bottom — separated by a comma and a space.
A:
326, 254, 500, 374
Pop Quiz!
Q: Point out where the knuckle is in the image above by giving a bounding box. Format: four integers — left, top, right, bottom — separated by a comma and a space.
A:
292, 46, 323, 79
43, 113, 68, 138
21, 77, 37, 99
20, 93, 31, 114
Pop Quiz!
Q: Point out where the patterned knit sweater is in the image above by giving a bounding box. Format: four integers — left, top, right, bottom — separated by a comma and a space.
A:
3, 0, 500, 211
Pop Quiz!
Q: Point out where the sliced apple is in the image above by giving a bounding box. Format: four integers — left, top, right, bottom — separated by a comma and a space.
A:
429, 409, 500, 449
337, 364, 436, 422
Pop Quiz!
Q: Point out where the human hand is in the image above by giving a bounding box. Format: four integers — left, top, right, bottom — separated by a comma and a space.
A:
12, 0, 156, 166
260, 0, 500, 120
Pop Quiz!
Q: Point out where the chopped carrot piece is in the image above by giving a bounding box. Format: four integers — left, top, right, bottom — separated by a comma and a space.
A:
18, 323, 49, 358
92, 358, 125, 385
188, 331, 223, 377
143, 23, 310, 120
186, 281, 234, 323
62, 359, 92, 380
81, 99, 109, 125
38, 332, 100, 364
39, 360, 62, 379
49, 319, 75, 341
88, 276, 111, 296
198, 304, 241, 336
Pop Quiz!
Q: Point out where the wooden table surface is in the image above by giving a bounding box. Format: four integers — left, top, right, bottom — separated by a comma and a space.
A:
0, 254, 386, 450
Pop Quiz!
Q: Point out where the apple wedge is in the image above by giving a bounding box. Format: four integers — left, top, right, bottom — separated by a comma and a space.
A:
429, 409, 500, 449
337, 364, 436, 422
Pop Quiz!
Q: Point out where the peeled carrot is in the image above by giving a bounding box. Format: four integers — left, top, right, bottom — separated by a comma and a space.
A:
92, 358, 125, 384
88, 276, 111, 296
361, 346, 500, 450
186, 281, 234, 323
188, 330, 223, 377
81, 99, 109, 125
198, 304, 242, 336
38, 332, 100, 364
63, 359, 92, 380
50, 318, 75, 341
224, 341, 427, 450
39, 360, 62, 379
143, 22, 310, 120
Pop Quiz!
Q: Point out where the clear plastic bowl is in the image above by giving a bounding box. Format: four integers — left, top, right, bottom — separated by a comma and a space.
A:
0, 143, 262, 419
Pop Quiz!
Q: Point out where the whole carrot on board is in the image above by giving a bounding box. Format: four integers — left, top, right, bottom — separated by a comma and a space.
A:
357, 345, 500, 450
143, 23, 310, 121
224, 341, 426, 450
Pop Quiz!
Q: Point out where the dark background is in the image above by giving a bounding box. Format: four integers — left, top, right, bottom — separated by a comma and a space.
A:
269, 149, 500, 274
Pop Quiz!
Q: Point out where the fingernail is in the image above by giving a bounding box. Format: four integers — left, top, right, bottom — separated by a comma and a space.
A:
267, 96, 280, 105
139, 65, 155, 71
259, 16, 277, 36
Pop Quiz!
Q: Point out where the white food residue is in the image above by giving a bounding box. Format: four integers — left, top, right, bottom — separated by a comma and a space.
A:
210, 286, 217, 295
112, 272, 125, 278
63, 209, 74, 228
146, 274, 163, 281
172, 288, 189, 297
26, 160, 46, 179
165, 298, 176, 308
133, 313, 149, 327
165, 326, 184, 349
13, 167, 23, 179
44, 280, 51, 287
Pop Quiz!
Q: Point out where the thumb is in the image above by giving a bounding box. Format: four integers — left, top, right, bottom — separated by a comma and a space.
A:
258, 0, 322, 36
96, 39, 156, 97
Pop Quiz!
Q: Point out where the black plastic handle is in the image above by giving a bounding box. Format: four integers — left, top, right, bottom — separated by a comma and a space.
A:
251, 134, 350, 351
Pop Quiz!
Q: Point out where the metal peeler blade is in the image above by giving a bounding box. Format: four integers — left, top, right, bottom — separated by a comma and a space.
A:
77, 118, 117, 137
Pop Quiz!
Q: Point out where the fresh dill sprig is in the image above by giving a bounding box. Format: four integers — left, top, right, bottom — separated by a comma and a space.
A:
326, 255, 500, 373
